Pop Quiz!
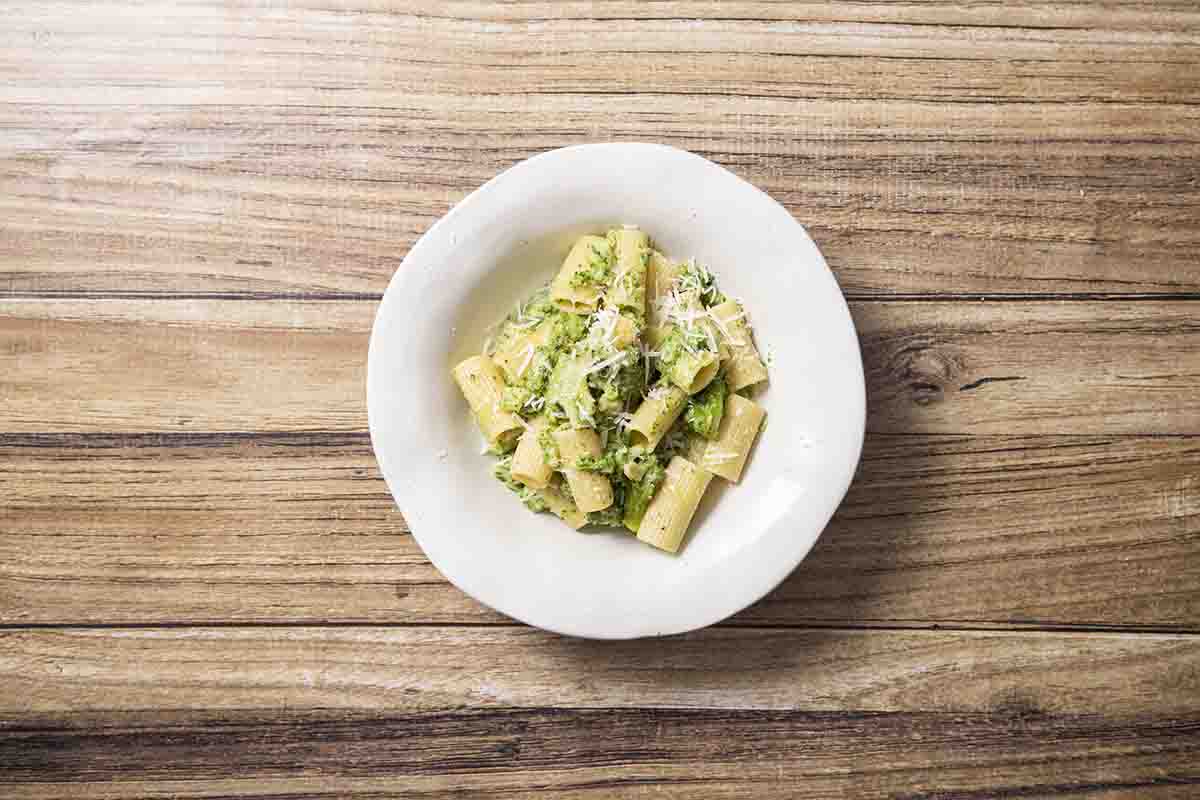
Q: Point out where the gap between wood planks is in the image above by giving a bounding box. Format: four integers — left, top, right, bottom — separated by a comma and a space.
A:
0, 621, 1197, 636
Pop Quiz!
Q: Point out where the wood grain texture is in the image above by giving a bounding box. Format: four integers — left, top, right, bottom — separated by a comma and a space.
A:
4, 4, 1200, 796
1, 707, 1198, 799
0, 300, 369, 432
2, 2, 1198, 295
2, 626, 1197, 714
2, 299, 1196, 434
1, 626, 1198, 797
3, 432, 1197, 628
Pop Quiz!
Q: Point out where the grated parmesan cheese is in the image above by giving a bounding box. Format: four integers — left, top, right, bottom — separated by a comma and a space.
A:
516, 344, 536, 377
585, 349, 630, 376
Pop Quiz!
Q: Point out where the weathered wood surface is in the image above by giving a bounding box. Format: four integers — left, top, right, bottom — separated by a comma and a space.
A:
2, 432, 1197, 628
4, 626, 1196, 714
2, 710, 1196, 800
1, 299, 1197, 433
1, 2, 1198, 296
1, 627, 1198, 798
4, 2, 1200, 798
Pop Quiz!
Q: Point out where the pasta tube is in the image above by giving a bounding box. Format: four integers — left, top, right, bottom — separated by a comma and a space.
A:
539, 482, 587, 530
606, 227, 650, 316
553, 428, 613, 513
710, 299, 768, 392
451, 356, 524, 452
637, 456, 713, 553
645, 324, 671, 350
511, 416, 553, 489
492, 317, 554, 384
668, 348, 719, 395
627, 383, 688, 450
656, 292, 723, 394
691, 394, 765, 483
646, 250, 682, 328
610, 312, 639, 350
550, 235, 610, 313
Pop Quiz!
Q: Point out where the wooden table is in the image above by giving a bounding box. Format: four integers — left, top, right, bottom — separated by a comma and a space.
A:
3, 3, 1199, 797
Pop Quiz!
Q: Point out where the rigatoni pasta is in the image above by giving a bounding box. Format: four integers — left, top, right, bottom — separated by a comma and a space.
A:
628, 383, 688, 450
710, 299, 768, 392
691, 393, 766, 483
606, 227, 650, 315
510, 415, 554, 489
451, 225, 769, 554
637, 456, 713, 553
646, 250, 682, 328
553, 428, 614, 513
492, 317, 555, 384
550, 235, 610, 313
451, 355, 524, 452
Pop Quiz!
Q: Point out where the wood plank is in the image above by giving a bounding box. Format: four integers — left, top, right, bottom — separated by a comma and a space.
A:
5, 3, 1197, 93
1, 3, 1198, 295
0, 300, 369, 432
1, 300, 1196, 434
1, 626, 1197, 714
1, 707, 1198, 799
4, 102, 1196, 297
1, 626, 1197, 797
2, 433, 1196, 627
855, 301, 1200, 435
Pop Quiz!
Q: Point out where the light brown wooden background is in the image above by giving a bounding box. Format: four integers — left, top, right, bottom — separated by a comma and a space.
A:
2, 2, 1199, 798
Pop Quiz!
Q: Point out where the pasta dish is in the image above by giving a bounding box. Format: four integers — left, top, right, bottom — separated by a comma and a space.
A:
452, 226, 768, 553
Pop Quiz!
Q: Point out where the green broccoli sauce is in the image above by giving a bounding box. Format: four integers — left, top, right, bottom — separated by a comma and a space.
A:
575, 434, 646, 477
677, 261, 726, 307
569, 425, 668, 533
685, 376, 726, 439
590, 348, 644, 415
550, 311, 588, 349
587, 500, 626, 528
657, 327, 712, 372
623, 459, 666, 533
655, 416, 692, 462
537, 423, 563, 468
569, 244, 613, 288
546, 353, 595, 426
493, 456, 549, 513
501, 385, 533, 413
504, 307, 590, 420
657, 329, 686, 370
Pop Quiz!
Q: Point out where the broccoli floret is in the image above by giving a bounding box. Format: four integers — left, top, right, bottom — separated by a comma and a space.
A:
684, 376, 726, 439
591, 351, 644, 415
550, 311, 589, 349
623, 458, 666, 533
676, 260, 725, 307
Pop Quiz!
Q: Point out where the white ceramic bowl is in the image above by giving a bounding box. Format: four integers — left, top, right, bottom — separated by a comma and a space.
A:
368, 143, 865, 639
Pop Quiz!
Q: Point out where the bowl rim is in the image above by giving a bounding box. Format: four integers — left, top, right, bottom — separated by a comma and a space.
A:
367, 142, 866, 639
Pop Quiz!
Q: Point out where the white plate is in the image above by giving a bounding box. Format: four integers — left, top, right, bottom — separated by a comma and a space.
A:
368, 143, 865, 639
